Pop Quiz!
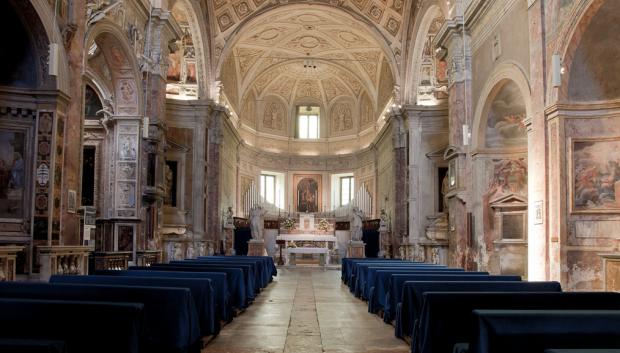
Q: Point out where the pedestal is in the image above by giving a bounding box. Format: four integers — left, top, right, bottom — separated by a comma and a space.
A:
347, 241, 365, 258
247, 239, 267, 256
379, 230, 391, 258
224, 228, 235, 255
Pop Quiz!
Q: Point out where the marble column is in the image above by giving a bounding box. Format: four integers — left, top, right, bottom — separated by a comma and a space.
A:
405, 106, 449, 261
527, 0, 550, 281
205, 105, 226, 247
389, 107, 408, 251
435, 13, 474, 269
59, 0, 86, 245
192, 110, 208, 241
139, 4, 176, 251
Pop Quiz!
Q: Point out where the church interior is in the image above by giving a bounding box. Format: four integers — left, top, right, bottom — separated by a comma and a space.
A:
1, 0, 620, 352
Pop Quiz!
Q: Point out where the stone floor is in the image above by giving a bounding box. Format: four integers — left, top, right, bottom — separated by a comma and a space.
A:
203, 267, 409, 353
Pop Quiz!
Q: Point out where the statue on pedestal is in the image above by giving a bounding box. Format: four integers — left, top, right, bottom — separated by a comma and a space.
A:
223, 206, 235, 229
350, 206, 364, 242
379, 208, 390, 231
250, 205, 267, 241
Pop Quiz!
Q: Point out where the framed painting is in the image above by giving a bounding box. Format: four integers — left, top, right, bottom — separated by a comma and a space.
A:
570, 137, 620, 213
293, 174, 322, 213
0, 129, 31, 220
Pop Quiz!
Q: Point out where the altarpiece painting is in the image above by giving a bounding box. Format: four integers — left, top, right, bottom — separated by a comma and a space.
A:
294, 175, 321, 213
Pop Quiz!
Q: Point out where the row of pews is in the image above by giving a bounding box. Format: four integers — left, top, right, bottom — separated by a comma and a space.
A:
0, 255, 276, 353
342, 258, 620, 353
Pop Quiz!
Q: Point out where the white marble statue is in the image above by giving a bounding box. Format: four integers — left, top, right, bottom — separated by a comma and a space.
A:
224, 206, 235, 229
379, 208, 389, 231
250, 205, 267, 241
350, 206, 364, 242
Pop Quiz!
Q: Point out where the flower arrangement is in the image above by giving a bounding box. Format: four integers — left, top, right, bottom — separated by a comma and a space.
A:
317, 218, 330, 231
282, 217, 295, 231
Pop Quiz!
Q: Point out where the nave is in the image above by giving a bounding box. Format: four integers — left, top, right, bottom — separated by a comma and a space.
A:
205, 268, 409, 353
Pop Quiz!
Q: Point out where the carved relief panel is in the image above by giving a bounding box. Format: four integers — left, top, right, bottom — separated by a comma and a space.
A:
331, 102, 354, 133
262, 99, 286, 132
115, 124, 139, 218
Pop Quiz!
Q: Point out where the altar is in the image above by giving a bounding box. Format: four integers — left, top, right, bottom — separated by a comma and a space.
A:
275, 213, 341, 266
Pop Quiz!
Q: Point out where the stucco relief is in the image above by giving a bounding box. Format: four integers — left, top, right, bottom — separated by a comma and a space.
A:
377, 59, 394, 109
263, 101, 285, 131
322, 78, 348, 103
236, 48, 264, 79
360, 92, 374, 127
352, 51, 381, 81
295, 80, 322, 100
331, 102, 353, 133
241, 92, 257, 127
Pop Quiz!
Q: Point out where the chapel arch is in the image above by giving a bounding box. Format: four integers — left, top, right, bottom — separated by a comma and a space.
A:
83, 23, 144, 256
166, 0, 208, 100
563, 0, 620, 102
405, 4, 448, 105
0, 0, 72, 273
475, 76, 530, 278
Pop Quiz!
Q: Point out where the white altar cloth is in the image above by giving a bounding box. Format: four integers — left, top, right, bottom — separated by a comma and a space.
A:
277, 234, 337, 242
286, 247, 329, 266
286, 247, 329, 255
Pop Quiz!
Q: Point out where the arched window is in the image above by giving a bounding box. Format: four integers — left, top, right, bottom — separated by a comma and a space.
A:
297, 106, 320, 139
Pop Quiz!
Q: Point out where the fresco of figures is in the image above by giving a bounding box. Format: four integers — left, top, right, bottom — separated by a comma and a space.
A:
573, 138, 620, 212
0, 131, 26, 219
486, 81, 527, 148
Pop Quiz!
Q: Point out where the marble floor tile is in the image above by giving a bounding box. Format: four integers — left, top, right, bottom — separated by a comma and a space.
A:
203, 268, 409, 353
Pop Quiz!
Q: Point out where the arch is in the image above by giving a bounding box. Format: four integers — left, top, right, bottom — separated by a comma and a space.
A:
471, 62, 532, 151
550, 0, 605, 103
404, 3, 444, 105
214, 3, 401, 91
168, 0, 211, 100
557, 0, 620, 102
84, 20, 144, 116
27, 0, 71, 93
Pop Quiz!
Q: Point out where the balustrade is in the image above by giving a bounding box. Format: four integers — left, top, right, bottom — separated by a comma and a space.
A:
37, 246, 92, 281
92, 251, 132, 271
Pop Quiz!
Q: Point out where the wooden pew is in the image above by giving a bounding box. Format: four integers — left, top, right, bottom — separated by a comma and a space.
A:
0, 282, 201, 353
385, 275, 522, 325
463, 310, 620, 353
396, 281, 561, 339
0, 298, 145, 353
136, 265, 247, 310
0, 339, 66, 353
365, 269, 486, 310
415, 292, 620, 353
98, 269, 232, 324
50, 275, 215, 339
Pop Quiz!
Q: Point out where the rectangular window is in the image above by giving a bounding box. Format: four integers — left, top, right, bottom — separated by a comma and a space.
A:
298, 106, 320, 139
340, 176, 354, 206
260, 174, 276, 204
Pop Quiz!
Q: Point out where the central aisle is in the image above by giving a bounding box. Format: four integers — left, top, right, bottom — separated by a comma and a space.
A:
204, 268, 409, 353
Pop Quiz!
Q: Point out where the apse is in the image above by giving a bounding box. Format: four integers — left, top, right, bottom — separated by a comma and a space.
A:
218, 6, 396, 156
